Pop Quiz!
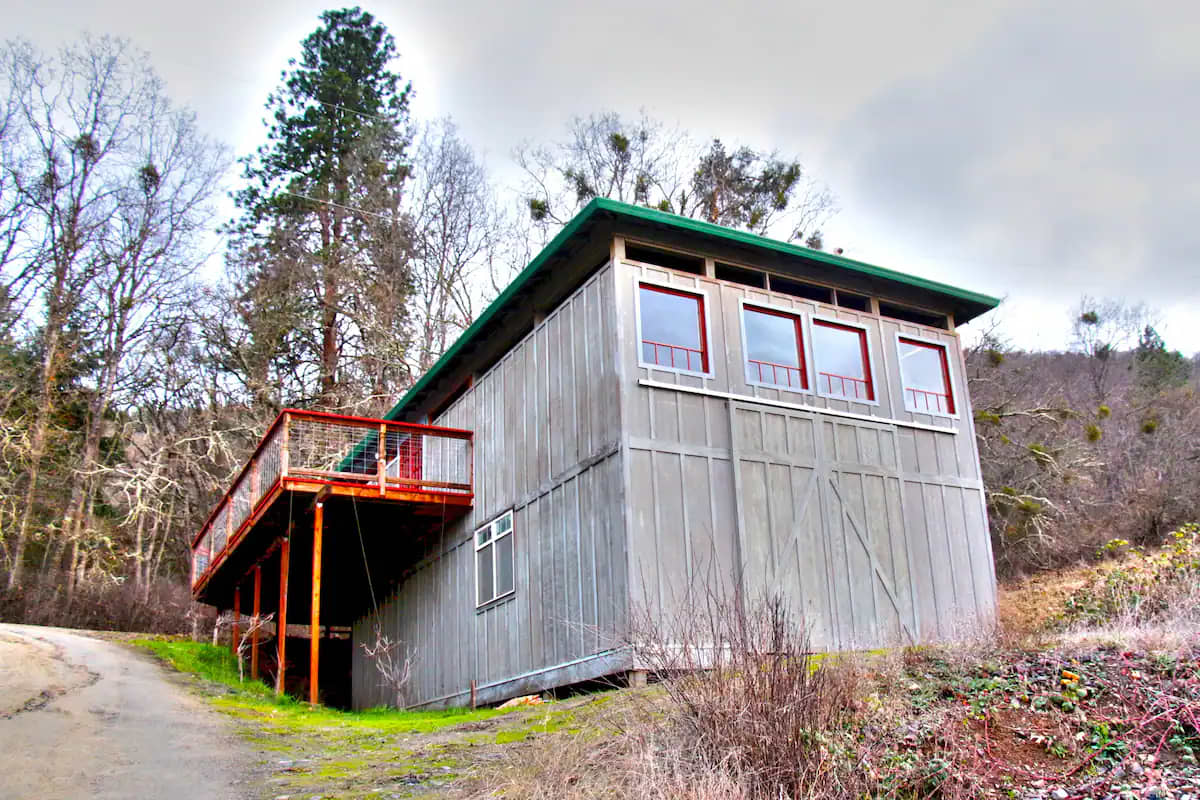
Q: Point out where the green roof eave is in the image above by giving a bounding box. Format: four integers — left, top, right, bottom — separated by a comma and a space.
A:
384, 197, 1000, 421
382, 198, 603, 421
593, 197, 1002, 310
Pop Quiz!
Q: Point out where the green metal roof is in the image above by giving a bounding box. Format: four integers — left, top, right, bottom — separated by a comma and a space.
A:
385, 197, 1000, 421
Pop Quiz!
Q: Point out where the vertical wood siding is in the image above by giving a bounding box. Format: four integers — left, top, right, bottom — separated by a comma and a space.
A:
353, 266, 628, 708
616, 257, 995, 650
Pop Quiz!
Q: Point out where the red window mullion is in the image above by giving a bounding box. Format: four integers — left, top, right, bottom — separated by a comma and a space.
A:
938, 347, 954, 414
857, 327, 874, 401
695, 292, 709, 372
793, 315, 807, 383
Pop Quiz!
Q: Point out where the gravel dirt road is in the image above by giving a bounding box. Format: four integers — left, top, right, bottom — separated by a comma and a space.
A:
0, 623, 254, 799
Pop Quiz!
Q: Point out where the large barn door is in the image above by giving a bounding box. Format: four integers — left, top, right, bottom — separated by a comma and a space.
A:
729, 401, 919, 650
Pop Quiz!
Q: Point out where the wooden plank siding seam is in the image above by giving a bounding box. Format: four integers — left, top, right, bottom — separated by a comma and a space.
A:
638, 379, 959, 435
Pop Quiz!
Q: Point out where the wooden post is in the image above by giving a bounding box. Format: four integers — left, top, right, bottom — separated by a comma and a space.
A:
470, 679, 477, 710
250, 457, 260, 505
232, 586, 241, 657
276, 536, 290, 695
310, 501, 324, 706
377, 423, 386, 496
468, 434, 474, 494
280, 412, 290, 479
251, 565, 262, 680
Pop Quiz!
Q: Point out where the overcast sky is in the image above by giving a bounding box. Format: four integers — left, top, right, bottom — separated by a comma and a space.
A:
10, 0, 1199, 352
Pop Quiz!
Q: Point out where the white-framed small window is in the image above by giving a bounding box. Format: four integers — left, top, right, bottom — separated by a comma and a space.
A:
897, 334, 957, 416
635, 281, 713, 377
740, 301, 810, 392
475, 510, 515, 607
811, 316, 877, 403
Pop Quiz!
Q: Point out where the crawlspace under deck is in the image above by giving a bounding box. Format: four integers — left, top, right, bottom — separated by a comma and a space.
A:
196, 490, 470, 706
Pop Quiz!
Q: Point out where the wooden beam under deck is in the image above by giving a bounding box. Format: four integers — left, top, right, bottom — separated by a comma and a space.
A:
191, 478, 470, 598
280, 478, 473, 507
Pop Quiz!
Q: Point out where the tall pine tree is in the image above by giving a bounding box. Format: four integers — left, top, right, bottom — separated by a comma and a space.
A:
229, 7, 413, 409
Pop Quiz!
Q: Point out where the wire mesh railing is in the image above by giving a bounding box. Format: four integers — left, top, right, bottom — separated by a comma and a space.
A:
191, 409, 473, 588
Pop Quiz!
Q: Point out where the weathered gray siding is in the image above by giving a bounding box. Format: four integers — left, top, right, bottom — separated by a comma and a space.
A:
353, 265, 629, 708
615, 248, 995, 649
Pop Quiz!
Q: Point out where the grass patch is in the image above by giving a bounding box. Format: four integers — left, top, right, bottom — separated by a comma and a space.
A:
132, 636, 514, 734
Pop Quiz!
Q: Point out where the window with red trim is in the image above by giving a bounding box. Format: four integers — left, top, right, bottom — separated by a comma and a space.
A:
743, 306, 807, 391
638, 284, 709, 373
898, 337, 955, 415
812, 319, 874, 401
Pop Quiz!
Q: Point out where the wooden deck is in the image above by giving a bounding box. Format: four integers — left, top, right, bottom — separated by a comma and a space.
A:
189, 408, 473, 704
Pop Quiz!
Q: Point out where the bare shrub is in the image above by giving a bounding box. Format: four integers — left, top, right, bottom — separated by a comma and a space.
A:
360, 624, 416, 707
630, 592, 865, 799
235, 612, 274, 681
0, 570, 200, 633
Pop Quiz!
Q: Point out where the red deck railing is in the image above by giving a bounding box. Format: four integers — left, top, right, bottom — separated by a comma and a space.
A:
190, 409, 473, 589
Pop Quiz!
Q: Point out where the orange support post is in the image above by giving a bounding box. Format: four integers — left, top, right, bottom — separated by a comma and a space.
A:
232, 586, 241, 657
276, 536, 290, 695
251, 565, 262, 680
310, 501, 324, 706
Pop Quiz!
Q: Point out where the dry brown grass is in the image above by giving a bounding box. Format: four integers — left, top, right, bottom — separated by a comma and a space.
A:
471, 593, 870, 800
470, 535, 1200, 800
630, 594, 867, 799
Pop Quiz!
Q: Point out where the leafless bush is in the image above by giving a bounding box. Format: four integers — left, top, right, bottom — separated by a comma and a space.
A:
235, 612, 274, 681
0, 570, 200, 633
360, 624, 416, 707
629, 592, 866, 799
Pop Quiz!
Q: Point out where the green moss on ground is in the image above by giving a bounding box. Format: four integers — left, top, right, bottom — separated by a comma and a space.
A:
132, 636, 592, 798
133, 637, 513, 733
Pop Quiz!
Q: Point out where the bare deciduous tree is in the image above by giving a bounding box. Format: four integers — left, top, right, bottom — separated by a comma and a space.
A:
1071, 295, 1154, 404
406, 119, 500, 375
0, 35, 225, 587
517, 110, 835, 243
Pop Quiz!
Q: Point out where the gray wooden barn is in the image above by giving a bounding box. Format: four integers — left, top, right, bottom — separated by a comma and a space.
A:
190, 197, 1000, 709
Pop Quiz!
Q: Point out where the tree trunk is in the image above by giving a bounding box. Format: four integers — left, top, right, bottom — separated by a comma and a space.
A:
321, 269, 338, 402
9, 273, 69, 588
132, 511, 147, 588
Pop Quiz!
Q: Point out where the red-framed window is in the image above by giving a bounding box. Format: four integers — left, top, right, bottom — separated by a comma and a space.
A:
811, 319, 874, 401
638, 283, 709, 373
742, 305, 808, 391
898, 337, 955, 415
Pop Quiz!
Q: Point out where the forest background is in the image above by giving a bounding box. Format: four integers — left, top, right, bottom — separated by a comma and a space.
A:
0, 10, 1195, 630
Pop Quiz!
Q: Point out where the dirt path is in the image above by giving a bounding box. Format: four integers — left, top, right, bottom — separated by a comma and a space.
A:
0, 623, 255, 799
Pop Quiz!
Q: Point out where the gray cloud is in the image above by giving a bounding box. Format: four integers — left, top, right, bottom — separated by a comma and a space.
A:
829, 2, 1199, 317
9, 0, 1198, 350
